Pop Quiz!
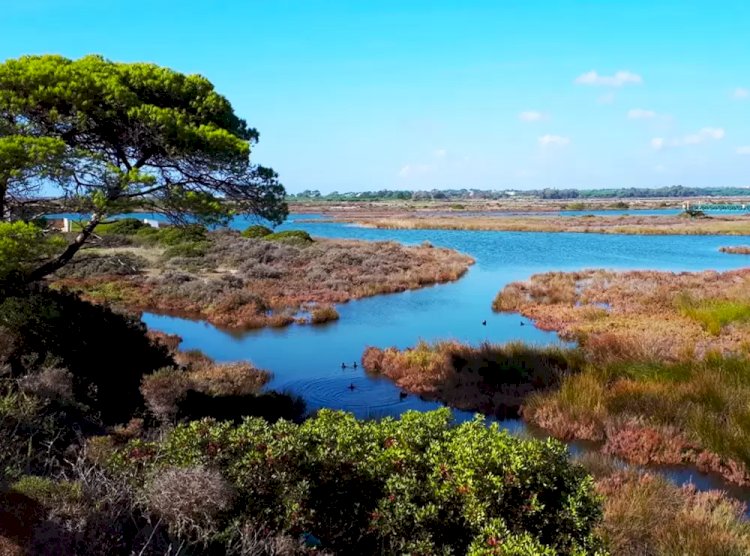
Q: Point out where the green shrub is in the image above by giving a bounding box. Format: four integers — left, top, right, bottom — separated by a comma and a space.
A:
156, 225, 207, 246
565, 202, 586, 211
54, 253, 147, 279
0, 221, 65, 278
162, 242, 208, 259
134, 225, 160, 241
112, 408, 603, 554
0, 283, 173, 424
264, 230, 313, 244
99, 218, 147, 235
11, 475, 82, 507
240, 224, 273, 238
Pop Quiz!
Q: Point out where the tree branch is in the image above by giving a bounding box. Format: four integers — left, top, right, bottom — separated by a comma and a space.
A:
25, 212, 105, 282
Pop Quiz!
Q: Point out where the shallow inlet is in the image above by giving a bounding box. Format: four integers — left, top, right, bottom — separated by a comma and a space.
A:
134, 213, 750, 508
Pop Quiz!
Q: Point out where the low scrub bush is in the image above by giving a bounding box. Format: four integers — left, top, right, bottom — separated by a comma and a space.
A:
264, 229, 314, 244
0, 282, 173, 425
155, 224, 207, 246
98, 218, 147, 235
54, 253, 147, 279
108, 408, 603, 554
240, 224, 273, 238
162, 242, 208, 259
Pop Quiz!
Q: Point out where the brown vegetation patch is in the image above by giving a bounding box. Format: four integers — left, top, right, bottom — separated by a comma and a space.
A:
53, 230, 473, 330
721, 245, 750, 255
139, 334, 271, 423
494, 267, 750, 360
362, 340, 581, 418
593, 469, 750, 555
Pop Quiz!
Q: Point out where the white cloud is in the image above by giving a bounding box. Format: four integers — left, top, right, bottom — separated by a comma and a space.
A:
434, 148, 447, 158
628, 108, 657, 119
737, 146, 750, 155
538, 134, 570, 147
519, 110, 544, 122
651, 127, 725, 149
398, 164, 432, 177
575, 70, 643, 87
733, 88, 749, 100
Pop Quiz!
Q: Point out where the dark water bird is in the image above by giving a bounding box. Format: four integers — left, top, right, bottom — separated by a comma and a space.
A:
520, 321, 525, 326
341, 363, 347, 369
348, 383, 356, 391
482, 320, 487, 326
352, 361, 358, 369
399, 391, 408, 400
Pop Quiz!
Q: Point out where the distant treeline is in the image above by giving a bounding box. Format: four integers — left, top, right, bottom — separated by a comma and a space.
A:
289, 185, 750, 201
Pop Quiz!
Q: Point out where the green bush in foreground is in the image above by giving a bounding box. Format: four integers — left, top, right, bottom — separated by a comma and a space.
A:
109, 409, 604, 554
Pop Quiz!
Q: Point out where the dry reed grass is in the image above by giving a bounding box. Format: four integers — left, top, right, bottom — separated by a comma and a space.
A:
593, 469, 750, 555
338, 213, 750, 235
494, 268, 750, 360
362, 340, 581, 417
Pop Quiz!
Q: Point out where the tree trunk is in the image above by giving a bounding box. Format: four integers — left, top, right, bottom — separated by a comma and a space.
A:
0, 181, 6, 221
26, 212, 104, 282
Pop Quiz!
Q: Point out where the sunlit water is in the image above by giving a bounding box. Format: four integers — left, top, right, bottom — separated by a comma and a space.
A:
50, 211, 750, 501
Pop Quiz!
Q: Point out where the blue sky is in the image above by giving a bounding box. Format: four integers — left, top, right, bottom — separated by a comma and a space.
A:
2, 1, 749, 192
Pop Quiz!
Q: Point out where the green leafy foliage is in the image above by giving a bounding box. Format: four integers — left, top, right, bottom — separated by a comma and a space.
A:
0, 135, 68, 218
0, 221, 64, 278
0, 54, 288, 278
111, 409, 604, 554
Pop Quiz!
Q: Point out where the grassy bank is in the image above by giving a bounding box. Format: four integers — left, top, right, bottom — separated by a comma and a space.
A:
494, 268, 750, 360
577, 454, 750, 556
51, 221, 473, 329
337, 213, 750, 236
491, 268, 750, 485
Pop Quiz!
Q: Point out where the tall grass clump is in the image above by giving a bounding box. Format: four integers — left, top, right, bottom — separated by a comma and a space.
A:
524, 352, 750, 484
309, 304, 339, 324
596, 471, 750, 556
363, 340, 582, 417
676, 293, 750, 335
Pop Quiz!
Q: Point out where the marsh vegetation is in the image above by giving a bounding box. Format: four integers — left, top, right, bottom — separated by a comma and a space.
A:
51, 220, 473, 329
